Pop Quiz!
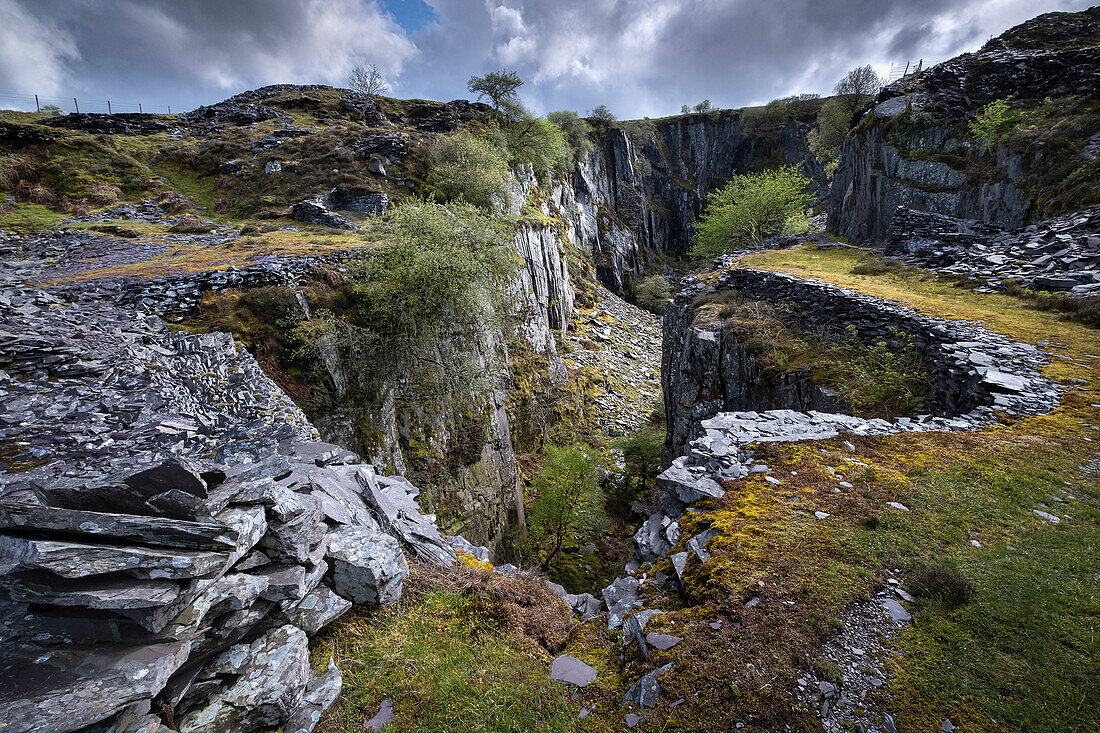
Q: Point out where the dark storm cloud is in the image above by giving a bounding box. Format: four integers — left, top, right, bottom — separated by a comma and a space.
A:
0, 0, 1093, 116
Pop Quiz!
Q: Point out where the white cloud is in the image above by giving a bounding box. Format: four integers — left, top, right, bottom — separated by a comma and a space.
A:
0, 0, 79, 97
3, 0, 1095, 116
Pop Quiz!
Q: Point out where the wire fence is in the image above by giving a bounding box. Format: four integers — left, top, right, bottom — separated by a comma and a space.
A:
0, 92, 176, 115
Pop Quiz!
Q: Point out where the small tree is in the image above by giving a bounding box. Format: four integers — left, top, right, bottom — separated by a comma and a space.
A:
587, 104, 616, 123
348, 64, 389, 99
834, 65, 882, 99
467, 69, 524, 111
690, 166, 814, 257
634, 275, 670, 315
501, 108, 566, 173
693, 99, 714, 113
528, 444, 606, 568
809, 65, 883, 170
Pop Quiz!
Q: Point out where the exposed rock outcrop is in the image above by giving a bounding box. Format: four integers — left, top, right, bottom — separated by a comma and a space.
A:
886, 205, 1100, 295
560, 112, 826, 292
829, 7, 1100, 244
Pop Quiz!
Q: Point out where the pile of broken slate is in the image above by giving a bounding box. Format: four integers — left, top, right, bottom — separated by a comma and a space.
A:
0, 276, 469, 733
886, 204, 1100, 296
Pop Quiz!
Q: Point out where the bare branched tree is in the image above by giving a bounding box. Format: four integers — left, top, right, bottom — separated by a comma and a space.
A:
348, 64, 389, 100
834, 65, 883, 99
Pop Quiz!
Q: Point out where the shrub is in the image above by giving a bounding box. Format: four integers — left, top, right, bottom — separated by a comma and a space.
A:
547, 110, 593, 169
347, 200, 514, 344
425, 130, 509, 209
908, 562, 974, 609
819, 327, 930, 418
614, 426, 665, 500
634, 275, 671, 314
527, 443, 607, 568
969, 98, 1021, 152
502, 114, 565, 175
690, 166, 814, 257
170, 215, 212, 233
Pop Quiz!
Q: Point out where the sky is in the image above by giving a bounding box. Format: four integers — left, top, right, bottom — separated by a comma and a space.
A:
0, 0, 1094, 118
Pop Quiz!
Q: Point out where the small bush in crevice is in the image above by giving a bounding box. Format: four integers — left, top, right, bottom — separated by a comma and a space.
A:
634, 274, 671, 314
424, 129, 509, 209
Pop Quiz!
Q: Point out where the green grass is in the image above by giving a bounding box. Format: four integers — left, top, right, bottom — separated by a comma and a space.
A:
311, 585, 587, 733
0, 202, 66, 232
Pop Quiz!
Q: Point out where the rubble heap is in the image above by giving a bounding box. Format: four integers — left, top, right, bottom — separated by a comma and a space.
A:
0, 280, 457, 733
886, 205, 1100, 295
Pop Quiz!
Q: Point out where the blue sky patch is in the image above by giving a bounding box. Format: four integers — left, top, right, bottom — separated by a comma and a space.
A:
381, 0, 437, 33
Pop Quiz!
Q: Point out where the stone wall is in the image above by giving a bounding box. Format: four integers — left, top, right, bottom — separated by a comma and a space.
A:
663, 267, 1059, 457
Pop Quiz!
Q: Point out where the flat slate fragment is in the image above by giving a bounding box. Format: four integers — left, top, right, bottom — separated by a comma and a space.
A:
550, 654, 598, 687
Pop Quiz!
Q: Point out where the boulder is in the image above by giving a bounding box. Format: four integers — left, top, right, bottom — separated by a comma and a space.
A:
177, 624, 311, 733
325, 526, 408, 605
550, 655, 598, 687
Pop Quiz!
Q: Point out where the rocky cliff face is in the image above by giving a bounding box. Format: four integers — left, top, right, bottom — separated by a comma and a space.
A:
829, 7, 1100, 244
661, 295, 845, 460
562, 112, 826, 292
304, 219, 575, 557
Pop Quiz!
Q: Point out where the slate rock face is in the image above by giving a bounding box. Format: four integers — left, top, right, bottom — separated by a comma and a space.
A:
829, 7, 1100, 244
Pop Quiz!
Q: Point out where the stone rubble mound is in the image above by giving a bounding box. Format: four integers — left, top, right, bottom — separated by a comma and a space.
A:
0, 279, 459, 733
886, 205, 1100, 295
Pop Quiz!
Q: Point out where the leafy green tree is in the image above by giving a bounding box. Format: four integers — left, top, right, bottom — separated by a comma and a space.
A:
467, 69, 524, 111
615, 426, 664, 499
501, 112, 565, 173
587, 104, 616, 123
425, 130, 509, 209
634, 275, 670, 315
528, 444, 607, 568
690, 166, 814, 257
968, 99, 1021, 152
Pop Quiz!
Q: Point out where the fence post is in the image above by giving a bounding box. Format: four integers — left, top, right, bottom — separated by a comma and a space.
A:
139, 103, 143, 114
107, 100, 112, 115
168, 105, 171, 114
34, 94, 40, 112
74, 98, 79, 113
